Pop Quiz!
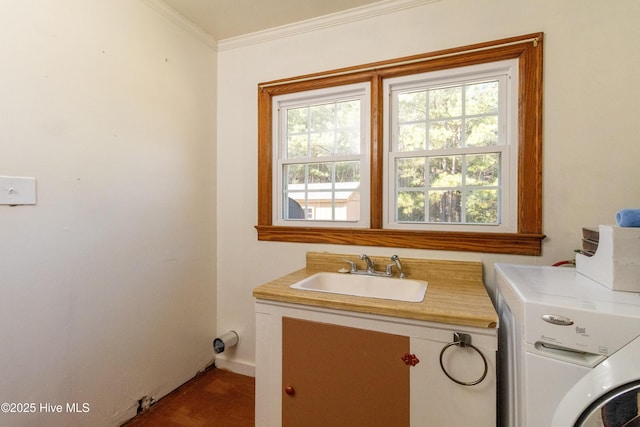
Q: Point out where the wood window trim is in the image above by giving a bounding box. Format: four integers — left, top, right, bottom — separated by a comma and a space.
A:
256, 33, 545, 255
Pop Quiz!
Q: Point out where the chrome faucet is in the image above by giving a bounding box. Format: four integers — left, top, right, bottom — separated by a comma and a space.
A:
360, 254, 375, 273
341, 254, 406, 278
390, 255, 406, 278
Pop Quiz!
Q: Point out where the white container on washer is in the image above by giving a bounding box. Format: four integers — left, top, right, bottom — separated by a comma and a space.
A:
576, 225, 640, 292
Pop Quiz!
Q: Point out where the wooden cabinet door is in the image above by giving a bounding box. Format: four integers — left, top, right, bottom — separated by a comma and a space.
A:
282, 317, 410, 427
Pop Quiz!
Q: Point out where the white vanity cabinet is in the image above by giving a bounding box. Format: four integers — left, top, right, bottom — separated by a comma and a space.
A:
255, 299, 497, 427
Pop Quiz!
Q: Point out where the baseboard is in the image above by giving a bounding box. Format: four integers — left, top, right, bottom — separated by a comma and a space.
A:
214, 357, 255, 377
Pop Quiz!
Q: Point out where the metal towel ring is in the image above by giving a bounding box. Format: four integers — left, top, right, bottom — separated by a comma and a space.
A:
439, 332, 488, 386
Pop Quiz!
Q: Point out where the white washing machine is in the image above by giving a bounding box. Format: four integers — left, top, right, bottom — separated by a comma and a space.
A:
495, 263, 640, 427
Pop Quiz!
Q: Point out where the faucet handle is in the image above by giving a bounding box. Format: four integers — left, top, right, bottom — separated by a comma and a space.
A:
342, 259, 357, 273
385, 263, 395, 276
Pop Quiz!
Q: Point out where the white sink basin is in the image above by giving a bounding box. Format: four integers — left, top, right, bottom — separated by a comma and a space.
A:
290, 272, 427, 302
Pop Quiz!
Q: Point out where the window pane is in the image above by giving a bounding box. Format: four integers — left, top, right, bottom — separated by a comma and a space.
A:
466, 81, 498, 115
310, 103, 335, 132
287, 134, 308, 158
466, 116, 498, 147
466, 189, 499, 223
428, 190, 462, 222
337, 191, 359, 221
399, 123, 426, 151
308, 163, 332, 184
466, 153, 500, 186
398, 91, 427, 122
286, 164, 305, 185
429, 120, 462, 149
397, 157, 425, 188
310, 131, 335, 157
336, 100, 360, 127
428, 155, 462, 187
429, 86, 462, 119
287, 107, 308, 133
284, 197, 307, 220
335, 161, 360, 185
336, 129, 360, 155
397, 191, 425, 222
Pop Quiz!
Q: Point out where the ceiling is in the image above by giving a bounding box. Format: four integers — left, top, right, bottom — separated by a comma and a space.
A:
160, 0, 384, 41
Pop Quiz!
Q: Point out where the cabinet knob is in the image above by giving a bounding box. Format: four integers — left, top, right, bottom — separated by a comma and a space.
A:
401, 353, 420, 366
285, 385, 295, 396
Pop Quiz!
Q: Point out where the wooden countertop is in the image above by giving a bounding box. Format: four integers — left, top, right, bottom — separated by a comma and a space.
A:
252, 252, 498, 329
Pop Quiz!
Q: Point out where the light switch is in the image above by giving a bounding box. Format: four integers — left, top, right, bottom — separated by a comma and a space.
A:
0, 176, 37, 205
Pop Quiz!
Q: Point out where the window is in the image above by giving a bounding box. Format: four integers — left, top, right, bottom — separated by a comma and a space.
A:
257, 33, 545, 255
384, 61, 517, 232
273, 83, 370, 227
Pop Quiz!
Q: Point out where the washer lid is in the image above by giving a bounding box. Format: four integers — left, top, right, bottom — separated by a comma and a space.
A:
495, 264, 640, 355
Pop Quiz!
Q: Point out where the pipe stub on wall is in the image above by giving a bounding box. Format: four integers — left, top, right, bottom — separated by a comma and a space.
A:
213, 330, 239, 354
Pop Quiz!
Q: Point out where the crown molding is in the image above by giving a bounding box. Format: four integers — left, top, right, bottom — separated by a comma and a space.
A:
217, 0, 441, 51
141, 0, 217, 50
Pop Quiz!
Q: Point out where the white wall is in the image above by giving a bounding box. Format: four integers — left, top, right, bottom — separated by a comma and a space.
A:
0, 1, 216, 426
216, 0, 640, 374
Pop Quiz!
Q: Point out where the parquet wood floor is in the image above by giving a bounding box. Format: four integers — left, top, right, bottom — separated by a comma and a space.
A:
122, 367, 255, 427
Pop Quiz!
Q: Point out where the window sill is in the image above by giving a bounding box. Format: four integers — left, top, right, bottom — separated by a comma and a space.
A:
255, 225, 545, 255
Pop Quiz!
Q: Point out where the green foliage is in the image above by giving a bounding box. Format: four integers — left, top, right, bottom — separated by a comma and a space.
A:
393, 78, 501, 224
466, 190, 498, 224
397, 191, 425, 222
